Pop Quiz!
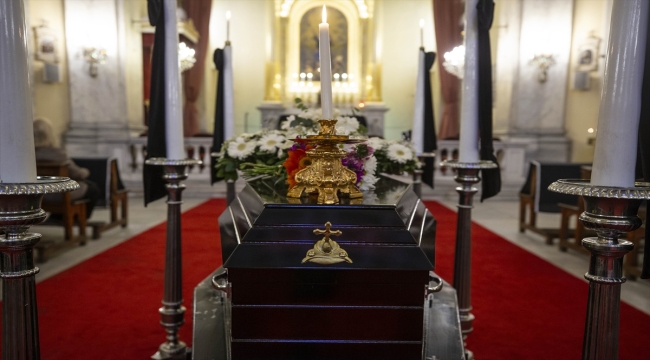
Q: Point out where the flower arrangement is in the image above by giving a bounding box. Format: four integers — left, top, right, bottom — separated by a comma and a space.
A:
214, 100, 420, 191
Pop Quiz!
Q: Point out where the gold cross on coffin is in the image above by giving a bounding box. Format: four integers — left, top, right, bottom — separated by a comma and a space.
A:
302, 222, 352, 265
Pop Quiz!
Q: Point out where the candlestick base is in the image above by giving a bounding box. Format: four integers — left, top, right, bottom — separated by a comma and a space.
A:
145, 158, 201, 360
0, 176, 79, 360
549, 179, 650, 360
439, 160, 496, 360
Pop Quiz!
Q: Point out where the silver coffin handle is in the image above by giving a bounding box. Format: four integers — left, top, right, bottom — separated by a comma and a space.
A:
212, 268, 228, 292
426, 271, 443, 295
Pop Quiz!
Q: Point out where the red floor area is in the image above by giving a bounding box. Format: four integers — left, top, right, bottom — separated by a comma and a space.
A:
424, 200, 650, 360
0, 198, 648, 359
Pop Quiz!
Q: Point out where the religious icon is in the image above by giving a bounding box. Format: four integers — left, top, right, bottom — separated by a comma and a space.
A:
576, 35, 600, 72
300, 6, 348, 80
34, 24, 59, 64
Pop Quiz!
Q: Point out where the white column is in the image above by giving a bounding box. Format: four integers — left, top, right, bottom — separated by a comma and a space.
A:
163, 0, 185, 159
458, 0, 480, 163
0, 0, 37, 183
590, 0, 648, 187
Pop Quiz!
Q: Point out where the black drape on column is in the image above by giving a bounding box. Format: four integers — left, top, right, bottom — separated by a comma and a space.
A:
422, 51, 437, 188
211, 48, 225, 184
143, 0, 168, 206
477, 0, 500, 201
637, 6, 650, 279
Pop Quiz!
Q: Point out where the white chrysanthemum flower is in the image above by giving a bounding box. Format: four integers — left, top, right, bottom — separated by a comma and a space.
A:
281, 115, 295, 130
335, 116, 359, 135
387, 143, 413, 164
363, 155, 377, 175
277, 148, 284, 158
258, 133, 286, 153
227, 137, 256, 159
359, 173, 378, 191
365, 137, 384, 151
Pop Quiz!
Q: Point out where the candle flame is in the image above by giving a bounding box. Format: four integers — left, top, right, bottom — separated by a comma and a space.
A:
322, 5, 327, 24
226, 11, 231, 20
419, 19, 424, 28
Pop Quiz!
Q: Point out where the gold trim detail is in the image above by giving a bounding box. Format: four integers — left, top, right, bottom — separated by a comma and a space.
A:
302, 222, 352, 265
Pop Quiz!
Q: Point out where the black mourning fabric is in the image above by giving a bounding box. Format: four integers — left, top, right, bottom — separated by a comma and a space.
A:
520, 162, 587, 213
638, 7, 650, 278
211, 48, 225, 184
477, 0, 500, 201
143, 0, 168, 206
422, 51, 437, 188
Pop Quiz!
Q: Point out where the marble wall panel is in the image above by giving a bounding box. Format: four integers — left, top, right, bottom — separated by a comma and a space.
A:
64, 0, 127, 129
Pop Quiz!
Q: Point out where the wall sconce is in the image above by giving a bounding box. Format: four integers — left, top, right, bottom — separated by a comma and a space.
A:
529, 54, 555, 83
83, 47, 107, 78
442, 45, 465, 79
178, 42, 196, 73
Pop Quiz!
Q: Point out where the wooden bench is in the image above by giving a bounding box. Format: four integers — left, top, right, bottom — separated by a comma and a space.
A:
72, 158, 129, 239
89, 159, 129, 238
558, 166, 594, 254
36, 161, 88, 262
519, 162, 588, 244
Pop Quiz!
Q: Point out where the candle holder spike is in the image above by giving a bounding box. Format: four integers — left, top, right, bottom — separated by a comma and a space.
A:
145, 158, 202, 360
0, 176, 79, 360
548, 179, 650, 360
440, 159, 497, 360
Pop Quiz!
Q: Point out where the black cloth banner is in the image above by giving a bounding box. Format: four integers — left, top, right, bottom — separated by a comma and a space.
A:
477, 0, 501, 202
143, 0, 168, 206
422, 51, 437, 188
638, 6, 650, 279
211, 48, 226, 184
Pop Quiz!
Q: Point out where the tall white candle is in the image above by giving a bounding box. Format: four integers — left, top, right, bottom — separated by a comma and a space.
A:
226, 11, 231, 43
319, 5, 333, 119
458, 0, 480, 163
163, 0, 185, 159
590, 0, 648, 187
0, 0, 37, 183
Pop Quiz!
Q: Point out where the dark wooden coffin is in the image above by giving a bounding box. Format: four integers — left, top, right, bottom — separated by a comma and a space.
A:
218, 176, 437, 360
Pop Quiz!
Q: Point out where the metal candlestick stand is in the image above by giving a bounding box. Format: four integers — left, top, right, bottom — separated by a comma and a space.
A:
146, 158, 201, 360
440, 160, 497, 360
412, 152, 436, 198
548, 179, 650, 360
0, 177, 78, 360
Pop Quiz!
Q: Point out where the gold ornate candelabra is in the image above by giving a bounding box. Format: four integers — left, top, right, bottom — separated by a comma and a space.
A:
286, 120, 363, 205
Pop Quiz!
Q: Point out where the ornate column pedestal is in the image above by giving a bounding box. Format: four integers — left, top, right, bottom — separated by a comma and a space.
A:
146, 158, 201, 360
0, 177, 79, 360
440, 160, 497, 360
549, 179, 650, 360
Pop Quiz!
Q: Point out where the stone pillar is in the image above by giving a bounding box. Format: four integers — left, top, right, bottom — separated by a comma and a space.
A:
63, 0, 143, 158
493, 0, 574, 162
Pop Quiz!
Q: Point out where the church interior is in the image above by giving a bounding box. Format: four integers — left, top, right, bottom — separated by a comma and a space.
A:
1, 0, 649, 359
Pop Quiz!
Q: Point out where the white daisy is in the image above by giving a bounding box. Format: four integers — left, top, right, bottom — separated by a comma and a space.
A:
363, 155, 377, 175
227, 137, 256, 159
359, 173, 378, 191
365, 137, 384, 151
258, 133, 286, 153
281, 115, 295, 130
387, 143, 413, 164
335, 116, 359, 135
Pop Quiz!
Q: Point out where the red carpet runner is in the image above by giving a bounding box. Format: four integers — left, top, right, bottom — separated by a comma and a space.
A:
0, 198, 648, 359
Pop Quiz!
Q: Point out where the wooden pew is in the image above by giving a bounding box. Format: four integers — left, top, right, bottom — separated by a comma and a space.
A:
89, 159, 129, 238
519, 162, 588, 244
36, 161, 88, 262
72, 158, 129, 239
